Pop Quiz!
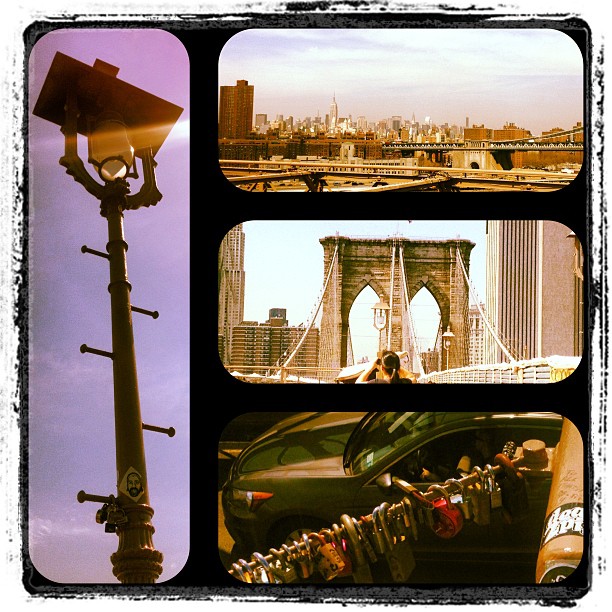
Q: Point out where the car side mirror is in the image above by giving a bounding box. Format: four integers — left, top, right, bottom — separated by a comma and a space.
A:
375, 472, 393, 493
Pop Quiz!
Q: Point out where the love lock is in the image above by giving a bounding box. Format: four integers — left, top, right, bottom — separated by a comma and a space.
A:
308, 532, 345, 581
427, 484, 464, 539
376, 501, 415, 582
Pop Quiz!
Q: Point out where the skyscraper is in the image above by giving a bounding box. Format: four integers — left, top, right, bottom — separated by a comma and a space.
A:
218, 224, 246, 364
484, 220, 583, 363
219, 79, 254, 139
329, 94, 338, 132
469, 304, 485, 366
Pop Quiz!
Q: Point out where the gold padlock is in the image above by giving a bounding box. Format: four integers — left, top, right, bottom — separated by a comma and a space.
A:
309, 532, 345, 581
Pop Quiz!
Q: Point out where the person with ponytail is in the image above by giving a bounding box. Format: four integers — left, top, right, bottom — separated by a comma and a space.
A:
356, 350, 413, 384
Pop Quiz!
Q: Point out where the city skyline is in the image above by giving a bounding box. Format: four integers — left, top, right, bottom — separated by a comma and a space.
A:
218, 28, 583, 137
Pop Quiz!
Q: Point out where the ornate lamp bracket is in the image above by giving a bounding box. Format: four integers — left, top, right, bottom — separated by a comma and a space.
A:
59, 91, 106, 201
58, 92, 163, 215
125, 148, 163, 211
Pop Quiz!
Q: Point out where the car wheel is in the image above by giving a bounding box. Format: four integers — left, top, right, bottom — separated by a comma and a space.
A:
269, 517, 324, 549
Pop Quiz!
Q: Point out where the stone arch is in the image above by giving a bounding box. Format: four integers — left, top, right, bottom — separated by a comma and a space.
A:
407, 275, 449, 328
319, 236, 474, 372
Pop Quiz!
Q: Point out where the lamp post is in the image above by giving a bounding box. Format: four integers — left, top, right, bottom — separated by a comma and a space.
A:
33, 52, 183, 583
371, 299, 390, 371
372, 298, 390, 332
442, 325, 455, 371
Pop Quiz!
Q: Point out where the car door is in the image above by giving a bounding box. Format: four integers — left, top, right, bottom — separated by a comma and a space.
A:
349, 418, 562, 564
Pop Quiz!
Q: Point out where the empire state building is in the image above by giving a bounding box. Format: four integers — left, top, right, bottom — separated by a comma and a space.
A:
329, 94, 338, 132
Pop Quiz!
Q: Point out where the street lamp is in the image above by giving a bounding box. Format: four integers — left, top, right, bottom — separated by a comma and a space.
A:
33, 52, 183, 584
372, 298, 390, 331
442, 325, 455, 371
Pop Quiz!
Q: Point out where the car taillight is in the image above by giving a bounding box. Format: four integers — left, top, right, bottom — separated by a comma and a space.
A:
231, 488, 274, 512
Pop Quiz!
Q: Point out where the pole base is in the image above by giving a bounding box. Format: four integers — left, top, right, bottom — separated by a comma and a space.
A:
111, 548, 164, 584
110, 503, 163, 583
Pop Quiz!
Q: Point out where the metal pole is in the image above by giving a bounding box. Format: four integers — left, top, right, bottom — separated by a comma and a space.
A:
102, 188, 163, 583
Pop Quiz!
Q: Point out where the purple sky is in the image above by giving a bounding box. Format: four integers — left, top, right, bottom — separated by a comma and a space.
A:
27, 28, 190, 583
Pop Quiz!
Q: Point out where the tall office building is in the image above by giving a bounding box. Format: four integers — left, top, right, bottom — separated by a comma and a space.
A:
219, 79, 254, 139
329, 94, 338, 132
469, 304, 486, 366
218, 224, 246, 364
484, 220, 584, 363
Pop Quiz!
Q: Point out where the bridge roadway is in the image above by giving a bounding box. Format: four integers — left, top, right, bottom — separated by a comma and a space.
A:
221, 160, 576, 192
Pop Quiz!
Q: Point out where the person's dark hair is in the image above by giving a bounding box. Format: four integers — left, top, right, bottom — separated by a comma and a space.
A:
380, 350, 402, 384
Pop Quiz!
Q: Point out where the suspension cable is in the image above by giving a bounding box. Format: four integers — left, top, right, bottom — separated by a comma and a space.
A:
399, 244, 425, 376
455, 247, 515, 362
387, 241, 396, 351
278, 240, 340, 370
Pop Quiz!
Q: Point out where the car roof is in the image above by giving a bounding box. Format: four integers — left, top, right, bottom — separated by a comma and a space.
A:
252, 412, 368, 441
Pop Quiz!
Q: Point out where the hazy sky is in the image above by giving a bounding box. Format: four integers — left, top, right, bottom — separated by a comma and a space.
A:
28, 28, 189, 584
219, 28, 583, 136
241, 220, 487, 362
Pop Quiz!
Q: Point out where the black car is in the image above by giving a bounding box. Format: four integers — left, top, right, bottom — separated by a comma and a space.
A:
221, 411, 566, 582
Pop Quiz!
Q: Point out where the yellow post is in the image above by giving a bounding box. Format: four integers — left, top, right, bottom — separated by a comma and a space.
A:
535, 417, 584, 583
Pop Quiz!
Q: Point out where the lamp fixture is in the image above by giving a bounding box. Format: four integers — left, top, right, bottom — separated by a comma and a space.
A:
372, 298, 391, 331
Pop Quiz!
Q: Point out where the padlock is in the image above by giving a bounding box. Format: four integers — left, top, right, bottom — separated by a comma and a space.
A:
232, 561, 249, 582
445, 478, 472, 520
269, 548, 298, 583
238, 558, 256, 583
104, 501, 118, 532
371, 506, 387, 554
470, 466, 491, 526
309, 532, 345, 581
293, 537, 314, 580
331, 523, 354, 575
412, 491, 436, 530
378, 501, 416, 582
352, 517, 378, 564
106, 506, 128, 526
401, 497, 419, 541
340, 514, 374, 583
494, 452, 530, 522
427, 484, 464, 538
321, 528, 352, 577
388, 502, 408, 544
95, 504, 108, 525
485, 464, 503, 510
251, 551, 276, 583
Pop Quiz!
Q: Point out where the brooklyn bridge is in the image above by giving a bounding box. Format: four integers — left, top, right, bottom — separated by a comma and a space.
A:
224, 233, 582, 385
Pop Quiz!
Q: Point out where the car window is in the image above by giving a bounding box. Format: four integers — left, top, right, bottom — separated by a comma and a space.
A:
237, 425, 355, 473
390, 423, 563, 484
346, 412, 448, 475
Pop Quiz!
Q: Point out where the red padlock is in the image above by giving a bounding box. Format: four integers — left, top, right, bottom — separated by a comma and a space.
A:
427, 484, 464, 539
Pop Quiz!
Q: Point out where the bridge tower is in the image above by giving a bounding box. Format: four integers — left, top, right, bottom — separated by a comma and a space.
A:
318, 236, 474, 374
451, 141, 506, 170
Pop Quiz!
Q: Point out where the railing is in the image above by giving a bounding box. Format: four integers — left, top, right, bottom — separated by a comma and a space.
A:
226, 356, 580, 384
420, 356, 581, 384
226, 365, 338, 384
